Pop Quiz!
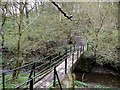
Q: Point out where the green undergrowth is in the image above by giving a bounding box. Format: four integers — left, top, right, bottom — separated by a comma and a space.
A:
48, 73, 115, 89
74, 80, 88, 87
48, 80, 118, 89
0, 73, 29, 89
1, 2, 118, 70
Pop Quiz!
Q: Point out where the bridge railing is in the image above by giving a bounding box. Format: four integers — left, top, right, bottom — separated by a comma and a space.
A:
52, 45, 85, 89
1, 45, 85, 90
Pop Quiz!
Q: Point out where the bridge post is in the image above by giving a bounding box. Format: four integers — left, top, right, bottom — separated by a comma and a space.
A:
30, 77, 33, 90
59, 52, 61, 62
83, 46, 84, 52
73, 44, 75, 51
70, 45, 72, 54
80, 46, 84, 54
53, 66, 56, 87
80, 46, 82, 55
59, 52, 61, 56
77, 47, 79, 60
79, 46, 80, 57
50, 56, 52, 65
28, 63, 35, 84
53, 66, 62, 90
33, 62, 35, 82
55, 67, 62, 90
72, 51, 74, 72
2, 71, 5, 90
65, 48, 67, 74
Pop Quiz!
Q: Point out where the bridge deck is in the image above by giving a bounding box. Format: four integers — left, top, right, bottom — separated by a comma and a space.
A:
34, 46, 85, 88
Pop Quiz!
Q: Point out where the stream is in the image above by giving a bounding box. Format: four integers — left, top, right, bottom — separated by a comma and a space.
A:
74, 66, 120, 88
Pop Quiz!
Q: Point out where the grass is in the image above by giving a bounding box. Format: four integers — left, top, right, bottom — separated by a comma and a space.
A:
48, 80, 113, 89
74, 80, 88, 87
0, 73, 29, 89
48, 81, 60, 90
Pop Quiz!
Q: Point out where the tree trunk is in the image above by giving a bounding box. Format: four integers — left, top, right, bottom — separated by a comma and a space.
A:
12, 1, 25, 81
35, 0, 38, 13
11, 3, 15, 29
1, 3, 7, 69
25, 1, 29, 24
94, 33, 99, 60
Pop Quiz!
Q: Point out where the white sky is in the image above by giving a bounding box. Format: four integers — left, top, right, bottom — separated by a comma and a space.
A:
1, 0, 120, 2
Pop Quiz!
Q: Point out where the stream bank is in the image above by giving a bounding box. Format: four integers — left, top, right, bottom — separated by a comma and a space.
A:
73, 52, 120, 88
74, 65, 120, 88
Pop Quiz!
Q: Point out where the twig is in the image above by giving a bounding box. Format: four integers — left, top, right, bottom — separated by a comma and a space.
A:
81, 73, 87, 82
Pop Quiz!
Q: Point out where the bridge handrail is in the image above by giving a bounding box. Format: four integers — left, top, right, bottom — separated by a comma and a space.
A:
2, 45, 84, 90
2, 46, 72, 86
2, 45, 71, 74
14, 46, 74, 89
12, 46, 73, 89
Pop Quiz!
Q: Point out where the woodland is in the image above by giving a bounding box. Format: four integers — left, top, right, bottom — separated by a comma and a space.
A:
0, 0, 119, 89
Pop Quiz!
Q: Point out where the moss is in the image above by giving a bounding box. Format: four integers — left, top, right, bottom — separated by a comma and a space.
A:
74, 51, 95, 73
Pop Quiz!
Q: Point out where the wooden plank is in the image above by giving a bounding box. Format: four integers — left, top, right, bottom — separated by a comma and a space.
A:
34, 46, 86, 88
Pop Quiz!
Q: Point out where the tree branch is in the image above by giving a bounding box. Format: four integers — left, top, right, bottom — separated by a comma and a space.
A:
27, 3, 35, 14
49, 0, 72, 20
13, 2, 21, 11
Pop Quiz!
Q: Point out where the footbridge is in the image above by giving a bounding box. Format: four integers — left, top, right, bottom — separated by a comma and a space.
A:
34, 45, 86, 89
1, 44, 86, 90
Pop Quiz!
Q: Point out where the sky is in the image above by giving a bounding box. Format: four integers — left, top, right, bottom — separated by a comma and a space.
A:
1, 0, 120, 2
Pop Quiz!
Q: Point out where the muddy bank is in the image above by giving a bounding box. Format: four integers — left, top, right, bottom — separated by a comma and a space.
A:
74, 65, 120, 88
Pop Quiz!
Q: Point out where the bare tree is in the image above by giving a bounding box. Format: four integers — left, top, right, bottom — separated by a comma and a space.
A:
12, 0, 27, 80
79, 3, 108, 59
25, 0, 29, 24
35, 0, 38, 13
0, 2, 8, 69
24, 0, 37, 24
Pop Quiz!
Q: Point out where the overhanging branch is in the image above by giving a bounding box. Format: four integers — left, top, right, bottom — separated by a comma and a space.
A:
49, 0, 72, 20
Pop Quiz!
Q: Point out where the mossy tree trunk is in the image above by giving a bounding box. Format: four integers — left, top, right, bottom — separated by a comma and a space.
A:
12, 1, 26, 81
